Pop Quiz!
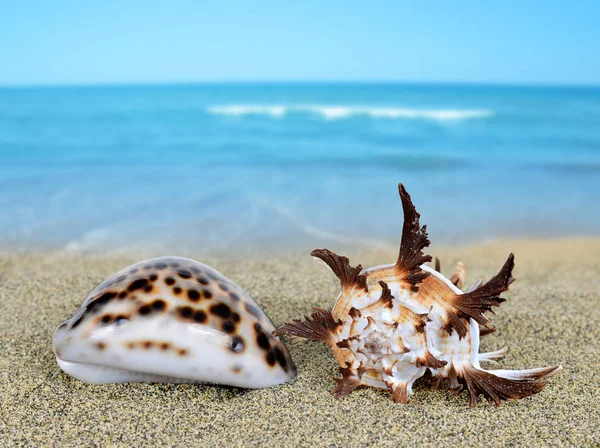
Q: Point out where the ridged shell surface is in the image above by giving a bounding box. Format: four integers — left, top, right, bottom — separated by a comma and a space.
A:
276, 184, 561, 406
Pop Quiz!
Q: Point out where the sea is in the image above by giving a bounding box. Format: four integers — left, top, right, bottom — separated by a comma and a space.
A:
0, 83, 599, 254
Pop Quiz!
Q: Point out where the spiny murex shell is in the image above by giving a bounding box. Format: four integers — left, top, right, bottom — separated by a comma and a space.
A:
275, 184, 561, 407
53, 257, 296, 388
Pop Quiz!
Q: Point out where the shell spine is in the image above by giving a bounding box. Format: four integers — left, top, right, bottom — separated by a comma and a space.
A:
276, 184, 561, 406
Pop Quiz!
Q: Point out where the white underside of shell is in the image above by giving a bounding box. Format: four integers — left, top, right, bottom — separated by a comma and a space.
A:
56, 359, 203, 384
55, 313, 285, 388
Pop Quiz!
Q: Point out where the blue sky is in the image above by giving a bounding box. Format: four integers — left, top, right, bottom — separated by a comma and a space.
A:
1, 1, 598, 86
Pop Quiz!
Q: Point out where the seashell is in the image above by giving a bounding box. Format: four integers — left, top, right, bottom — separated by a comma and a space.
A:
53, 257, 296, 388
275, 184, 561, 407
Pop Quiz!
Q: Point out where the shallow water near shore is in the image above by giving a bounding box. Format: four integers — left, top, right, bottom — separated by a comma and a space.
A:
1, 83, 599, 253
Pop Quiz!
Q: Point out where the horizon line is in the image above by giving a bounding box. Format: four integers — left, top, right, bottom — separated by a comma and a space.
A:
1, 79, 599, 90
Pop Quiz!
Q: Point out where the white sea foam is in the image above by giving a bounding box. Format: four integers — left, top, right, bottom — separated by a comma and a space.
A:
208, 105, 287, 118
207, 104, 494, 121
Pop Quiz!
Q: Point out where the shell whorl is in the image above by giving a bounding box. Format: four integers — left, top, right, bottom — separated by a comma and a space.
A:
276, 183, 561, 406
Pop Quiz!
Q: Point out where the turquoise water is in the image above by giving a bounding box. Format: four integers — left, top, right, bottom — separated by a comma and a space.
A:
1, 83, 599, 252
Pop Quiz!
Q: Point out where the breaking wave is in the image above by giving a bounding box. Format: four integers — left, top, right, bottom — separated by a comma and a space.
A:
207, 104, 494, 121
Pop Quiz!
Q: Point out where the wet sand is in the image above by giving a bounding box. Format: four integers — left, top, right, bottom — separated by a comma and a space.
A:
1, 238, 599, 446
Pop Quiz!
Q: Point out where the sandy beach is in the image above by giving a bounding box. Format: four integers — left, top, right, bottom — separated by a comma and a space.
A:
1, 238, 599, 446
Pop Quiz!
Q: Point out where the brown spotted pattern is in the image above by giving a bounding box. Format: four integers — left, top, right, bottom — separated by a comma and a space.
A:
64, 256, 295, 375
124, 340, 189, 356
